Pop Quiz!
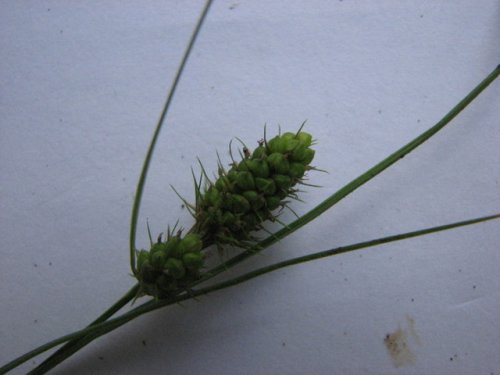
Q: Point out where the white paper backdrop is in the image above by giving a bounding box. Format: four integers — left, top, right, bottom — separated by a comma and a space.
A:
1, 1, 499, 374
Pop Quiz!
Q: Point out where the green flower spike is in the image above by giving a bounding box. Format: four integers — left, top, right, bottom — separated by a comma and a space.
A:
135, 231, 204, 298
194, 127, 317, 248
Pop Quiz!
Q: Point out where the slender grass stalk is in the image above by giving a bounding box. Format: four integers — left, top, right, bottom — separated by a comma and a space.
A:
27, 284, 139, 374
32, 2, 215, 372
220, 215, 500, 286
3, 213, 497, 374
129, 0, 214, 275
2, 0, 497, 369
197, 63, 500, 283
6, 62, 499, 375
0, 285, 138, 375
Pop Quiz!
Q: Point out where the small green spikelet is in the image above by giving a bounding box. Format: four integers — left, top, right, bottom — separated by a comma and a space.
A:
195, 128, 316, 247
136, 232, 204, 298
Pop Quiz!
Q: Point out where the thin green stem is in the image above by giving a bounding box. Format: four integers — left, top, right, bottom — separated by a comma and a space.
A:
4, 64, 497, 374
198, 64, 500, 283
29, 284, 139, 374
129, 0, 214, 274
0, 322, 113, 374
218, 214, 500, 288
32, 63, 496, 372
144, 214, 500, 311
0, 285, 139, 375
5, 213, 497, 374
27, 321, 133, 375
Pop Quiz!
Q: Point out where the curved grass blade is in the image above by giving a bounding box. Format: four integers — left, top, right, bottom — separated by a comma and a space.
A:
198, 64, 500, 283
218, 214, 499, 287
25, 2, 216, 374
20, 284, 139, 375
129, 0, 214, 274
31, 64, 496, 372
5, 213, 497, 374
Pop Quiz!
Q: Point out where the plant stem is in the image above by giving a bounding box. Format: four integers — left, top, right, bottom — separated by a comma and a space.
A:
5, 213, 497, 374
26, 0, 218, 365
5, 63, 497, 374
0, 285, 139, 375
129, 0, 214, 274
219, 215, 500, 287
29, 284, 139, 374
199, 64, 500, 282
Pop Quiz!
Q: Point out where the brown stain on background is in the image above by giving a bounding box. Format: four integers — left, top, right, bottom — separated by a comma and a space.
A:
405, 314, 421, 345
384, 315, 420, 368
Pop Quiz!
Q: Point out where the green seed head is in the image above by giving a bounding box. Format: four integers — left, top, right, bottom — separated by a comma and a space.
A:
267, 136, 287, 154
163, 258, 186, 279
139, 260, 157, 284
137, 250, 150, 269
227, 170, 238, 182
205, 206, 222, 224
255, 177, 277, 196
296, 131, 313, 147
289, 162, 306, 179
136, 233, 205, 298
241, 190, 258, 203
273, 174, 292, 190
235, 171, 256, 190
252, 145, 267, 159
290, 144, 307, 162
205, 187, 222, 207
149, 242, 166, 254
193, 127, 317, 248
237, 160, 250, 172
267, 153, 290, 174
178, 233, 203, 254
166, 236, 184, 259
284, 138, 300, 152
157, 238, 175, 260
221, 211, 236, 226
276, 189, 288, 200
182, 252, 204, 271
266, 196, 281, 210
246, 159, 270, 178
242, 213, 259, 229
301, 148, 315, 165
156, 274, 176, 292
215, 175, 231, 191
242, 190, 265, 210
255, 208, 270, 221
281, 132, 296, 141
229, 194, 251, 213
151, 250, 167, 269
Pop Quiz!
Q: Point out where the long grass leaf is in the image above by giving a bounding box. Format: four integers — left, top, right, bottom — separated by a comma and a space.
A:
128, 0, 214, 274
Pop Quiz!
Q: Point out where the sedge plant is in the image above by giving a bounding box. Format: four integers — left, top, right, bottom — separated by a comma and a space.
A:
1, 1, 498, 374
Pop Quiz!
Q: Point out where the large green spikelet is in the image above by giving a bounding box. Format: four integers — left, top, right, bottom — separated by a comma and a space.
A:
194, 128, 316, 247
135, 127, 316, 298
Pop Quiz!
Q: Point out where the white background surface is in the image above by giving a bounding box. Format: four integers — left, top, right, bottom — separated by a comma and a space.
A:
1, 1, 499, 374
